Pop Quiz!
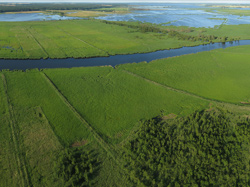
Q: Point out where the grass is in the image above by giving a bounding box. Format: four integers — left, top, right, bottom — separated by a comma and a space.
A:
44, 66, 210, 144
0, 114, 23, 187
2, 11, 250, 184
206, 24, 250, 39
1, 70, 131, 186
208, 8, 250, 16
118, 45, 250, 105
2, 45, 250, 185
88, 142, 132, 187
0, 75, 7, 115
13, 107, 63, 186
2, 19, 250, 59
2, 70, 92, 146
0, 77, 21, 186
64, 10, 111, 18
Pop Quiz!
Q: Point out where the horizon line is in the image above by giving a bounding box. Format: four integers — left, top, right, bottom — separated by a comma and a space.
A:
1, 0, 250, 4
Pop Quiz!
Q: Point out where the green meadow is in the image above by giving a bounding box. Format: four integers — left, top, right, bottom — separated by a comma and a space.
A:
119, 45, 250, 105
2, 5, 250, 185
1, 19, 250, 59
1, 44, 250, 185
206, 8, 250, 16
44, 67, 209, 144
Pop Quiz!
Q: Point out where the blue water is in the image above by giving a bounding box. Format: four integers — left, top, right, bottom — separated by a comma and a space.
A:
0, 13, 83, 22
1, 4, 250, 27
1, 40, 250, 70
96, 3, 250, 28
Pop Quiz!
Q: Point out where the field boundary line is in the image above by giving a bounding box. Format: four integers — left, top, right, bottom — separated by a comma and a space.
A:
1, 74, 32, 187
38, 106, 64, 148
122, 70, 250, 108
15, 33, 30, 58
54, 26, 109, 55
40, 72, 118, 160
25, 27, 49, 57
40, 72, 140, 184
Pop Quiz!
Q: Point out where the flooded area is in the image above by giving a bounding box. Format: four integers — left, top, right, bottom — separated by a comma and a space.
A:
97, 3, 250, 28
1, 3, 250, 70
0, 12, 83, 22
1, 4, 250, 27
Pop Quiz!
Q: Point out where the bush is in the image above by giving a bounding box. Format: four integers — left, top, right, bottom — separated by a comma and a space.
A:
55, 148, 97, 187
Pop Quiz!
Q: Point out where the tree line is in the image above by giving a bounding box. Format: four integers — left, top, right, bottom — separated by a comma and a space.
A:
0, 3, 127, 13
101, 20, 238, 43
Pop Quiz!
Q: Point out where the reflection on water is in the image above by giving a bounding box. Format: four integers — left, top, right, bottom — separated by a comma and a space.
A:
1, 4, 250, 27
0, 13, 83, 22
96, 3, 250, 28
1, 40, 250, 71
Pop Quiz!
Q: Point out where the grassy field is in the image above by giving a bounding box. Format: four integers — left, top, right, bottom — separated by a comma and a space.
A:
44, 67, 209, 144
64, 10, 111, 17
1, 45, 250, 185
11, 107, 63, 186
0, 70, 131, 186
206, 8, 250, 16
2, 19, 250, 59
2, 70, 92, 146
1, 10, 250, 184
119, 45, 250, 105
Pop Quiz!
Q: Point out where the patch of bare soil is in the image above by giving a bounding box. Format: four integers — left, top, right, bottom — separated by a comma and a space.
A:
162, 113, 177, 120
71, 140, 88, 147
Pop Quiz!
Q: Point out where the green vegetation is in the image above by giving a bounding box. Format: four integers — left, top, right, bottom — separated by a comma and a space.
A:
119, 45, 250, 105
123, 108, 250, 186
2, 3, 250, 185
207, 8, 250, 16
55, 148, 97, 186
44, 67, 209, 144
2, 70, 92, 145
13, 107, 63, 186
208, 17, 227, 20
1, 19, 250, 59
2, 45, 250, 185
0, 3, 127, 13
101, 20, 228, 42
62, 10, 111, 18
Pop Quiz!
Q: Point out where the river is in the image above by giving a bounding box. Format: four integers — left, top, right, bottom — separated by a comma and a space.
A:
1, 40, 250, 70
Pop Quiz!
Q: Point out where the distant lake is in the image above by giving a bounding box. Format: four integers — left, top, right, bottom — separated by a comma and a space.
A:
96, 3, 250, 28
1, 4, 250, 27
0, 13, 83, 22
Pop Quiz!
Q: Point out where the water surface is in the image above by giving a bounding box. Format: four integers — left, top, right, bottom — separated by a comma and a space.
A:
97, 3, 250, 28
0, 13, 83, 22
1, 40, 250, 70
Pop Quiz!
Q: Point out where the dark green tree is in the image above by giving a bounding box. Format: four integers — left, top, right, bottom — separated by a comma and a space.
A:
123, 109, 250, 186
55, 148, 97, 187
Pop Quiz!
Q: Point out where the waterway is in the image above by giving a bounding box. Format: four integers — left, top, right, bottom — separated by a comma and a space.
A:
1, 40, 250, 70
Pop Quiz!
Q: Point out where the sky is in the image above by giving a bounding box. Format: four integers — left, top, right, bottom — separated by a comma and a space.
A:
1, 0, 250, 3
